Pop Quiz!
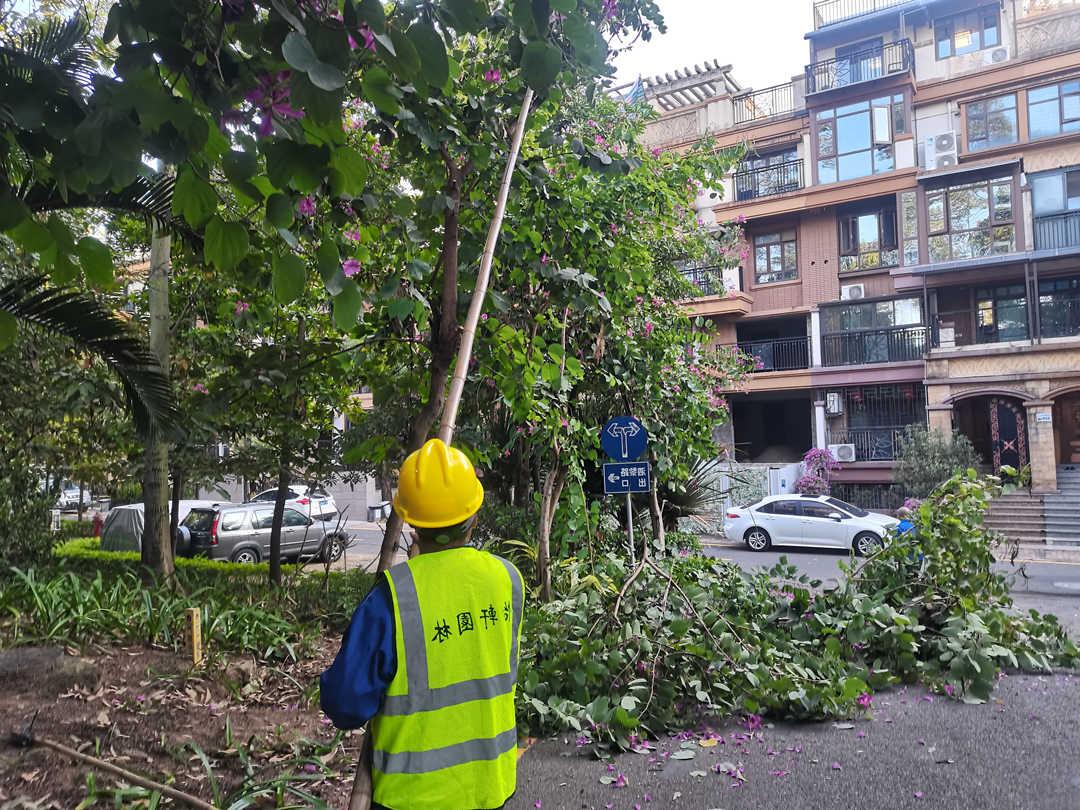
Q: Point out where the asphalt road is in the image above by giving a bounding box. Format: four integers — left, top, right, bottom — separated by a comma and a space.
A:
509, 673, 1080, 810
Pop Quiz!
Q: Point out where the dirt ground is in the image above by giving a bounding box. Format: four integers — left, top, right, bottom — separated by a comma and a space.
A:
0, 641, 362, 808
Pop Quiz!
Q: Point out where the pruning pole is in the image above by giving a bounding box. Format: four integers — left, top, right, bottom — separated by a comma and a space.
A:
348, 87, 535, 810
626, 492, 635, 567
438, 87, 535, 444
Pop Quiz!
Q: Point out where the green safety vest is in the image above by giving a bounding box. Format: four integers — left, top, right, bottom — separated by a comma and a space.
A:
371, 547, 524, 810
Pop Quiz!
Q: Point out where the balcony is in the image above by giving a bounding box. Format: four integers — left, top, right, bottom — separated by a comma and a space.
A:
722, 336, 811, 372
1034, 212, 1080, 252
827, 426, 906, 461
805, 39, 913, 95
812, 0, 911, 29
734, 160, 805, 202
680, 265, 727, 298
822, 326, 928, 367
733, 82, 798, 125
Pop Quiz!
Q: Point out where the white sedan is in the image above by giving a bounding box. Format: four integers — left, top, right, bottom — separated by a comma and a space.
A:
249, 485, 338, 522
723, 495, 900, 556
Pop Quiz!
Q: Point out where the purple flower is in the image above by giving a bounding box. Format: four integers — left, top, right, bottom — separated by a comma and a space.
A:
944, 684, 955, 697
359, 23, 376, 53
483, 68, 502, 83
234, 300, 250, 315
245, 71, 304, 137
744, 714, 762, 732
342, 258, 362, 277
856, 692, 873, 710
302, 763, 318, 774
831, 761, 842, 770
540, 254, 550, 265
602, 0, 619, 20
650, 147, 662, 157
914, 791, 924, 799
298, 196, 316, 216
345, 228, 362, 242
191, 383, 209, 395
643, 321, 654, 337
614, 773, 627, 788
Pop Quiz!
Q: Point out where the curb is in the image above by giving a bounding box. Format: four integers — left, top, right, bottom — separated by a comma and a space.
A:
997, 544, 1080, 564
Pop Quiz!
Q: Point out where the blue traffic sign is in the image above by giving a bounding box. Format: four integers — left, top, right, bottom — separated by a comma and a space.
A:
603, 462, 652, 495
601, 416, 648, 461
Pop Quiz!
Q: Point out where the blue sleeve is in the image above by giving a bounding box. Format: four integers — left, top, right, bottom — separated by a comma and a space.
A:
320, 576, 396, 729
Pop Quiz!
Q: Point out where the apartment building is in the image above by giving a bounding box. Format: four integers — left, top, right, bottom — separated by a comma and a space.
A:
638, 0, 1080, 517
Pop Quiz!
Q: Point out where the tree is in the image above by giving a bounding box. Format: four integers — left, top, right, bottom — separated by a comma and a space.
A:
894, 425, 981, 499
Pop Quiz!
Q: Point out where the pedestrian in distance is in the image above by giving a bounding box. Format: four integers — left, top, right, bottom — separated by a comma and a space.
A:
321, 438, 525, 810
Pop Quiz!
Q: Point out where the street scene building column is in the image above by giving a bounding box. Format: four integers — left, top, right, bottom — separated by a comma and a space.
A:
809, 311, 822, 368
927, 404, 953, 435
813, 399, 827, 449
1026, 401, 1058, 493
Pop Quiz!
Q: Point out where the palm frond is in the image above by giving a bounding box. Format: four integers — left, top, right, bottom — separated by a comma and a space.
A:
0, 16, 96, 108
0, 275, 180, 439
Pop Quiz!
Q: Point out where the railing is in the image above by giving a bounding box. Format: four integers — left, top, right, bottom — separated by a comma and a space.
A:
805, 39, 914, 94
830, 482, 906, 512
733, 83, 797, 125
1040, 296, 1080, 339
734, 160, 804, 201
1034, 212, 1080, 251
680, 265, 726, 297
822, 326, 927, 367
721, 336, 811, 372
827, 427, 907, 461
931, 309, 1032, 348
1021, 0, 1080, 19
813, 0, 911, 28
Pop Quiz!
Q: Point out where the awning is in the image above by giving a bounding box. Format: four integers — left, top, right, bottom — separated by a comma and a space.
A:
917, 157, 1021, 184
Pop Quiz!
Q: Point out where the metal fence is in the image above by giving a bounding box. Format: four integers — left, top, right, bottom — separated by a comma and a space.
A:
733, 83, 797, 125
830, 483, 906, 512
679, 265, 725, 297
1034, 211, 1080, 251
813, 0, 911, 28
828, 426, 908, 461
821, 326, 927, 366
724, 336, 811, 372
733, 160, 804, 201
806, 39, 913, 94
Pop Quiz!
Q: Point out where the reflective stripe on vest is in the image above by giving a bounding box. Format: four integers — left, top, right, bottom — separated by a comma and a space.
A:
380, 556, 523, 718
371, 727, 518, 775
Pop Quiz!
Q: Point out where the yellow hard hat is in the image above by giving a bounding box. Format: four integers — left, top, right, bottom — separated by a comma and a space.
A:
393, 439, 484, 528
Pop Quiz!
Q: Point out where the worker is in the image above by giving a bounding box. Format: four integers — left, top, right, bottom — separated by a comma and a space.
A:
896, 506, 916, 537
320, 438, 524, 810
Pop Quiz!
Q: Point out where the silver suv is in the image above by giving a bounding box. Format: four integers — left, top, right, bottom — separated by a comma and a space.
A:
178, 503, 347, 564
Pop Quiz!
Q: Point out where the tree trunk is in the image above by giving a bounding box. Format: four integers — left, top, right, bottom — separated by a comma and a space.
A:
648, 479, 666, 556
268, 457, 291, 587
536, 465, 566, 602
77, 482, 85, 522
141, 227, 173, 582
169, 470, 182, 557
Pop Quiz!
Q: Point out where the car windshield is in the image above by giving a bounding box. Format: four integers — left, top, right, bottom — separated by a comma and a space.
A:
182, 509, 215, 531
826, 497, 869, 518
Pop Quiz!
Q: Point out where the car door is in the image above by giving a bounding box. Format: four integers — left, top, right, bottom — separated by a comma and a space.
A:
755, 499, 803, 545
282, 507, 316, 555
799, 501, 850, 549
251, 508, 275, 556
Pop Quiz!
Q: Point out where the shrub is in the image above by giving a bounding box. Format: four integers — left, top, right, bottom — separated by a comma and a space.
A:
0, 465, 56, 565
893, 426, 980, 499
795, 447, 839, 495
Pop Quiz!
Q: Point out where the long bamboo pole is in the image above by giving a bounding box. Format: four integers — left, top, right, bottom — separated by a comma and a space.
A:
347, 86, 535, 810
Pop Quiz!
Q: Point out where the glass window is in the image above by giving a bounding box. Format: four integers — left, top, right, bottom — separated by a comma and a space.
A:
901, 190, 919, 266
926, 176, 1014, 262
219, 511, 247, 532
771, 500, 802, 516
816, 98, 895, 184
253, 509, 275, 530
753, 230, 798, 285
1028, 80, 1080, 140
1039, 275, 1080, 339
1032, 168, 1080, 215
283, 509, 310, 527
965, 94, 1017, 151
839, 207, 899, 272
976, 284, 1028, 343
801, 502, 838, 519
935, 5, 1001, 59
822, 298, 923, 334
182, 510, 215, 532
892, 94, 908, 135
927, 191, 946, 234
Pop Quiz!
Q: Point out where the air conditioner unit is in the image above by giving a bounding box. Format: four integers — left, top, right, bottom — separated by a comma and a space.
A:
694, 186, 723, 212
925, 131, 958, 170
826, 391, 844, 416
984, 47, 1008, 65
841, 283, 865, 301
828, 443, 857, 463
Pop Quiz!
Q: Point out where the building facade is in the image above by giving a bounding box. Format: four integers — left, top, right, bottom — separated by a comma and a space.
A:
639, 0, 1080, 519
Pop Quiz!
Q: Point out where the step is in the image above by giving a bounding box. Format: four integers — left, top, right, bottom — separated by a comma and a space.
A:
1047, 537, 1080, 547
988, 505, 1046, 515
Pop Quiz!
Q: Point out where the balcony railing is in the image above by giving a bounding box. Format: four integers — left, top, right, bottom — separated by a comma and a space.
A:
722, 336, 811, 372
1034, 211, 1080, 252
805, 39, 914, 94
680, 265, 726, 297
734, 160, 804, 201
1021, 0, 1080, 19
931, 310, 1026, 349
733, 83, 797, 125
827, 427, 907, 461
813, 0, 911, 28
822, 326, 927, 367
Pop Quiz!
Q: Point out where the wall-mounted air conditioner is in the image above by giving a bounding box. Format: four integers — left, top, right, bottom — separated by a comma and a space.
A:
925, 131, 958, 170
984, 47, 1009, 65
841, 283, 865, 301
828, 443, 857, 463
826, 391, 844, 416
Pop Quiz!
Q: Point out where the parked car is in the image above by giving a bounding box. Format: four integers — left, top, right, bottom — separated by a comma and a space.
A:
723, 494, 900, 555
248, 485, 338, 521
101, 500, 227, 553
178, 503, 349, 564
56, 483, 91, 511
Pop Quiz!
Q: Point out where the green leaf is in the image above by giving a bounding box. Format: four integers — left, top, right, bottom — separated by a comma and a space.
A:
10, 218, 53, 253
223, 149, 258, 184
550, 0, 575, 10
265, 194, 295, 228
521, 41, 562, 92
408, 23, 449, 87
361, 68, 401, 116
355, 0, 386, 33
273, 254, 307, 303
385, 27, 421, 82
333, 281, 363, 330
0, 190, 30, 231
282, 31, 319, 71
172, 168, 218, 227
204, 217, 250, 271
0, 312, 16, 351
317, 240, 341, 282
308, 61, 346, 92
76, 237, 114, 287
388, 297, 414, 321
329, 148, 370, 197
442, 0, 488, 33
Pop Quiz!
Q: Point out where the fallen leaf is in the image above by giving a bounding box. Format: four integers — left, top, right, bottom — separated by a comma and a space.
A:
833, 722, 855, 730
20, 770, 40, 782
669, 750, 696, 760
689, 770, 707, 777
598, 776, 615, 785
698, 738, 718, 748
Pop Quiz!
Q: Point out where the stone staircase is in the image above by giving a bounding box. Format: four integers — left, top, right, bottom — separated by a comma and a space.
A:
985, 491, 1046, 545
1044, 464, 1080, 547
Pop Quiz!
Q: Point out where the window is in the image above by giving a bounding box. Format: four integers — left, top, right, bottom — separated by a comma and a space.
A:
182, 510, 215, 532
826, 497, 870, 518
1032, 169, 1080, 215
253, 509, 275, 530
838, 206, 898, 272
822, 297, 923, 334
926, 176, 1015, 262
1039, 276, 1080, 339
901, 190, 919, 266
935, 5, 1000, 59
283, 509, 310, 527
965, 94, 1018, 151
219, 512, 247, 532
976, 283, 1028, 343
1028, 80, 1080, 140
770, 500, 802, 516
735, 148, 801, 200
753, 230, 797, 285
801, 502, 840, 519
816, 96, 903, 183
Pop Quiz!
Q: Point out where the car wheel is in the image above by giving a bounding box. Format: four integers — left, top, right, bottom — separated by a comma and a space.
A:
744, 527, 772, 552
320, 533, 346, 564
853, 532, 883, 557
230, 547, 260, 564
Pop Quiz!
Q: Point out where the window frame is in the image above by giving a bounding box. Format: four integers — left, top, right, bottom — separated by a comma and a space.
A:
814, 95, 902, 185
925, 175, 1017, 263
1027, 79, 1080, 141
964, 93, 1018, 152
821, 296, 924, 335
837, 205, 899, 273
219, 511, 249, 532
934, 4, 1001, 61
752, 229, 798, 286
1031, 167, 1080, 216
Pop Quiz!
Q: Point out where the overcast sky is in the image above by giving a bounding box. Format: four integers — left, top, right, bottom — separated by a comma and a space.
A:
613, 0, 814, 92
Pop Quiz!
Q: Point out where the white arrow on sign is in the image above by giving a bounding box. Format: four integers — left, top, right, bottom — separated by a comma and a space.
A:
607, 473, 620, 483
606, 421, 641, 459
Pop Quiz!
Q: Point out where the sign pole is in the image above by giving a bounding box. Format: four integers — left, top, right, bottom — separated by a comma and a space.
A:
626, 492, 634, 566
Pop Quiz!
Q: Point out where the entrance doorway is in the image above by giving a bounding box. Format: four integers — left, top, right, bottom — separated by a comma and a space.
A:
1054, 392, 1080, 464
954, 395, 1028, 472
